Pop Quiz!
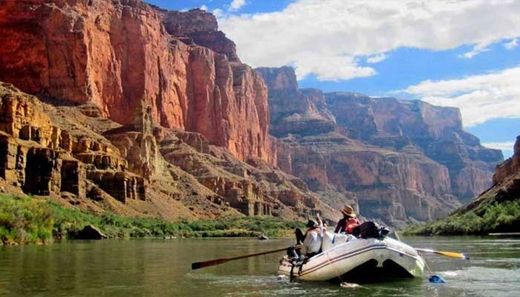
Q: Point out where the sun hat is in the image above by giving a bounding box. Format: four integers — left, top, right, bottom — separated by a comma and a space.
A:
341, 205, 356, 217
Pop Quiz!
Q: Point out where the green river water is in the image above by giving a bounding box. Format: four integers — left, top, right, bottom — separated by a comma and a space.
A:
1, 237, 519, 296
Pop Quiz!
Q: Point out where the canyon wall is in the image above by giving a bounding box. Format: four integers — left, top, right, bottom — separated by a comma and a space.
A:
0, 1, 504, 225
0, 1, 328, 221
0, 82, 324, 220
453, 136, 519, 224
493, 136, 520, 186
258, 67, 503, 225
326, 92, 503, 202
0, 0, 269, 162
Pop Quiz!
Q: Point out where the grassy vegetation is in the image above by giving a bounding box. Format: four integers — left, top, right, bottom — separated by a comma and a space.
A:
0, 195, 302, 245
403, 199, 520, 235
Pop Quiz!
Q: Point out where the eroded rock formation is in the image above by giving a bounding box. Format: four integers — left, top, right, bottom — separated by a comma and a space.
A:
0, 82, 143, 203
326, 92, 503, 202
256, 67, 335, 137
0, 82, 323, 220
0, 1, 503, 225
258, 67, 502, 225
0, 0, 269, 162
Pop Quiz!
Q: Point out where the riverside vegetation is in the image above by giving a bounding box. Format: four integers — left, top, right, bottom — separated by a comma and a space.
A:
0, 195, 303, 245
403, 199, 520, 235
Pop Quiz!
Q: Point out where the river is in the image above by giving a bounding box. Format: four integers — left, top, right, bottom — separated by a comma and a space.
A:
1, 236, 519, 296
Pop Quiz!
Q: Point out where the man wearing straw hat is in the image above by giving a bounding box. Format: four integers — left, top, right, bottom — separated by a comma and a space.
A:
334, 205, 361, 234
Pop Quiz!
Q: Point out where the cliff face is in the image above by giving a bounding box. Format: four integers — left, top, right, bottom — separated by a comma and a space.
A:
326, 92, 503, 202
0, 0, 269, 162
493, 136, 520, 186
0, 1, 330, 221
255, 67, 335, 137
477, 136, 520, 206
0, 1, 505, 225
412, 137, 520, 235
258, 67, 502, 225
0, 82, 325, 220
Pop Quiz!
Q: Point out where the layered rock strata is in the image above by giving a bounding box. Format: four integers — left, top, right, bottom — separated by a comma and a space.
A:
256, 67, 335, 137
326, 92, 503, 202
0, 82, 143, 204
0, 0, 269, 162
0, 82, 322, 219
258, 67, 502, 225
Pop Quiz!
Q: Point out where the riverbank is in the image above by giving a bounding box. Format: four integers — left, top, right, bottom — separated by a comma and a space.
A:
0, 195, 302, 245
403, 199, 520, 235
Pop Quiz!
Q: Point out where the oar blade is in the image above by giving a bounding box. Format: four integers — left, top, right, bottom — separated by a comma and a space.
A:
438, 251, 466, 259
416, 248, 468, 259
192, 258, 229, 270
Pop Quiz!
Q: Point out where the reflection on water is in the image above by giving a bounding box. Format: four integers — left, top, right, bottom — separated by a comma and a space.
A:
0, 237, 519, 296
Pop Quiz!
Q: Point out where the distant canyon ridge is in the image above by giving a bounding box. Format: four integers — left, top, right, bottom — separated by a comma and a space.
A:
0, 0, 503, 225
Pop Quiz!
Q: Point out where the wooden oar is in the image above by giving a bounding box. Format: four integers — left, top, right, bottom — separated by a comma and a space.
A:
415, 248, 467, 259
192, 246, 298, 270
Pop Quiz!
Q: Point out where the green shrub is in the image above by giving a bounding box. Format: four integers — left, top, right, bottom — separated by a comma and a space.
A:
403, 199, 520, 235
1, 195, 303, 245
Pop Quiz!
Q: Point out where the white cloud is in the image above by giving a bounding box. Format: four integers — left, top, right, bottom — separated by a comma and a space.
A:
460, 43, 491, 59
200, 5, 208, 11
482, 141, 515, 151
229, 0, 246, 11
213, 8, 225, 18
294, 54, 375, 80
504, 38, 519, 50
219, 0, 520, 80
404, 66, 520, 127
366, 53, 388, 64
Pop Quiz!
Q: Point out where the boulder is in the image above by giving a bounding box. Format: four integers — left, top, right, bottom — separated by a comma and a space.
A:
70, 225, 107, 240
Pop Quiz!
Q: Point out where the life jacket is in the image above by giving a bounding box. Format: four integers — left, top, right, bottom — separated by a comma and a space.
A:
344, 217, 361, 234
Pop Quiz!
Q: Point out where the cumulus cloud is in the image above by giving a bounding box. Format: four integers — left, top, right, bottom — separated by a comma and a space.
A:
404, 66, 520, 127
366, 53, 388, 64
219, 0, 520, 80
229, 0, 246, 11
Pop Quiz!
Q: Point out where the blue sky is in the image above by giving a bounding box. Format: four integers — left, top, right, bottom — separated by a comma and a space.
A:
148, 0, 520, 158
147, 0, 291, 13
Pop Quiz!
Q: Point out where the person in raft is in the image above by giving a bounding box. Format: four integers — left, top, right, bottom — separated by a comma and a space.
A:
294, 214, 326, 257
334, 205, 361, 234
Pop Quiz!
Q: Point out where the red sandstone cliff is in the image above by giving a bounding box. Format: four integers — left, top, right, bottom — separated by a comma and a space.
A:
0, 0, 269, 162
0, 81, 327, 220
0, 1, 504, 225
258, 67, 502, 225
326, 92, 503, 202
256, 67, 335, 137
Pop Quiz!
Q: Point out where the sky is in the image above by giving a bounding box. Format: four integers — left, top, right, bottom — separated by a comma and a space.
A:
147, 0, 520, 158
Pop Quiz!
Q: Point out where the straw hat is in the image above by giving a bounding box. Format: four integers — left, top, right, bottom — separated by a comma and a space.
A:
341, 205, 356, 217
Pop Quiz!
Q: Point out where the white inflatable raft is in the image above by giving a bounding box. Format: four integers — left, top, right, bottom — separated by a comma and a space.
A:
278, 236, 425, 282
